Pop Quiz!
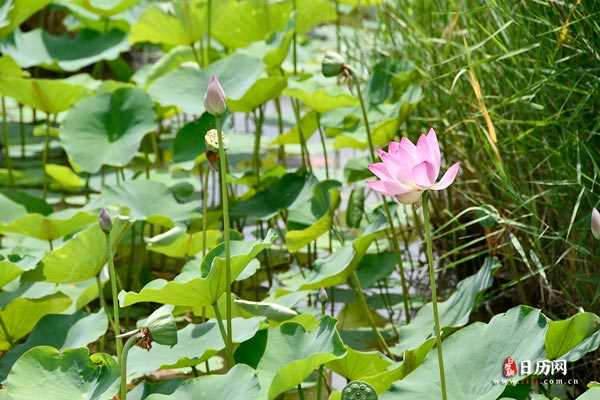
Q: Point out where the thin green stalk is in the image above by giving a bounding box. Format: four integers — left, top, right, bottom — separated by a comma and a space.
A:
216, 117, 234, 367
206, 0, 212, 66
201, 164, 209, 257
1, 97, 14, 186
252, 107, 264, 185
335, 0, 341, 52
211, 303, 234, 367
422, 191, 448, 400
119, 332, 140, 400
352, 71, 411, 322
349, 271, 391, 357
274, 98, 287, 166
291, 99, 312, 171
292, 0, 298, 75
316, 365, 324, 400
297, 384, 305, 400
316, 113, 330, 179
42, 115, 52, 198
96, 276, 109, 352
18, 104, 24, 159
105, 233, 123, 358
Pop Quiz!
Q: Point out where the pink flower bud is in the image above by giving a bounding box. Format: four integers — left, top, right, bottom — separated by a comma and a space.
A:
204, 75, 226, 116
99, 208, 112, 233
592, 208, 600, 240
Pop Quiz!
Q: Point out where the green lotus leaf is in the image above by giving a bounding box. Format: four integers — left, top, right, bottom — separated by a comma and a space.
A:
61, 87, 156, 173
0, 292, 71, 350
45, 164, 84, 191
148, 52, 264, 115
0, 256, 37, 288
172, 112, 213, 163
391, 257, 502, 355
228, 76, 287, 113
0, 310, 108, 381
0, 28, 129, 71
286, 185, 341, 253
70, 0, 139, 17
257, 316, 346, 399
127, 317, 262, 377
284, 77, 358, 113
129, 1, 205, 46
0, 209, 96, 241
383, 306, 548, 400
212, 0, 290, 49
0, 55, 23, 77
546, 312, 600, 360
0, 77, 88, 114
145, 364, 260, 400
0, 0, 50, 39
234, 299, 298, 322
147, 226, 221, 258
283, 212, 390, 290
88, 179, 198, 227
577, 384, 600, 400
271, 111, 319, 145
0, 346, 118, 400
231, 171, 312, 220
0, 193, 26, 223
119, 232, 274, 307
327, 348, 393, 381
31, 216, 130, 283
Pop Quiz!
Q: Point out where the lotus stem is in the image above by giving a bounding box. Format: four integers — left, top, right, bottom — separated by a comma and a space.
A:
1, 97, 14, 187
105, 232, 123, 359
422, 191, 448, 400
349, 271, 392, 357
253, 107, 264, 185
119, 332, 140, 400
201, 164, 209, 257
211, 303, 234, 367
316, 365, 324, 400
316, 113, 330, 179
351, 70, 411, 322
206, 0, 212, 67
18, 104, 24, 159
42, 115, 52, 198
216, 117, 234, 367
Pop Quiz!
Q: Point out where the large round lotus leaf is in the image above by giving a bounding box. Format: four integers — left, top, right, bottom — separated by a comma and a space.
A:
382, 306, 548, 400
0, 0, 50, 39
146, 226, 221, 258
0, 311, 108, 381
0, 209, 96, 241
145, 364, 260, 400
119, 232, 274, 308
45, 164, 84, 191
129, 1, 205, 46
29, 216, 130, 283
0, 77, 88, 114
391, 257, 501, 355
284, 76, 358, 113
0, 28, 129, 71
127, 317, 262, 377
61, 87, 156, 173
0, 55, 23, 77
0, 346, 118, 400
256, 316, 346, 399
88, 179, 198, 227
0, 292, 71, 350
148, 52, 264, 115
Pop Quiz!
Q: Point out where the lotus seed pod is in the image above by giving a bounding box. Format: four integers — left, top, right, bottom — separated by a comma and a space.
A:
204, 75, 227, 116
341, 380, 377, 400
98, 208, 112, 234
205, 129, 227, 150
322, 51, 346, 77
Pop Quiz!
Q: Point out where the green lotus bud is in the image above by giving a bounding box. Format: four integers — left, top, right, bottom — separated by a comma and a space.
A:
138, 306, 178, 347
322, 51, 346, 77
98, 208, 112, 234
204, 75, 227, 116
318, 288, 328, 304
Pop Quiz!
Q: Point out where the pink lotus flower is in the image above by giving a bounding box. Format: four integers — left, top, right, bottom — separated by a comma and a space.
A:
367, 128, 460, 203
